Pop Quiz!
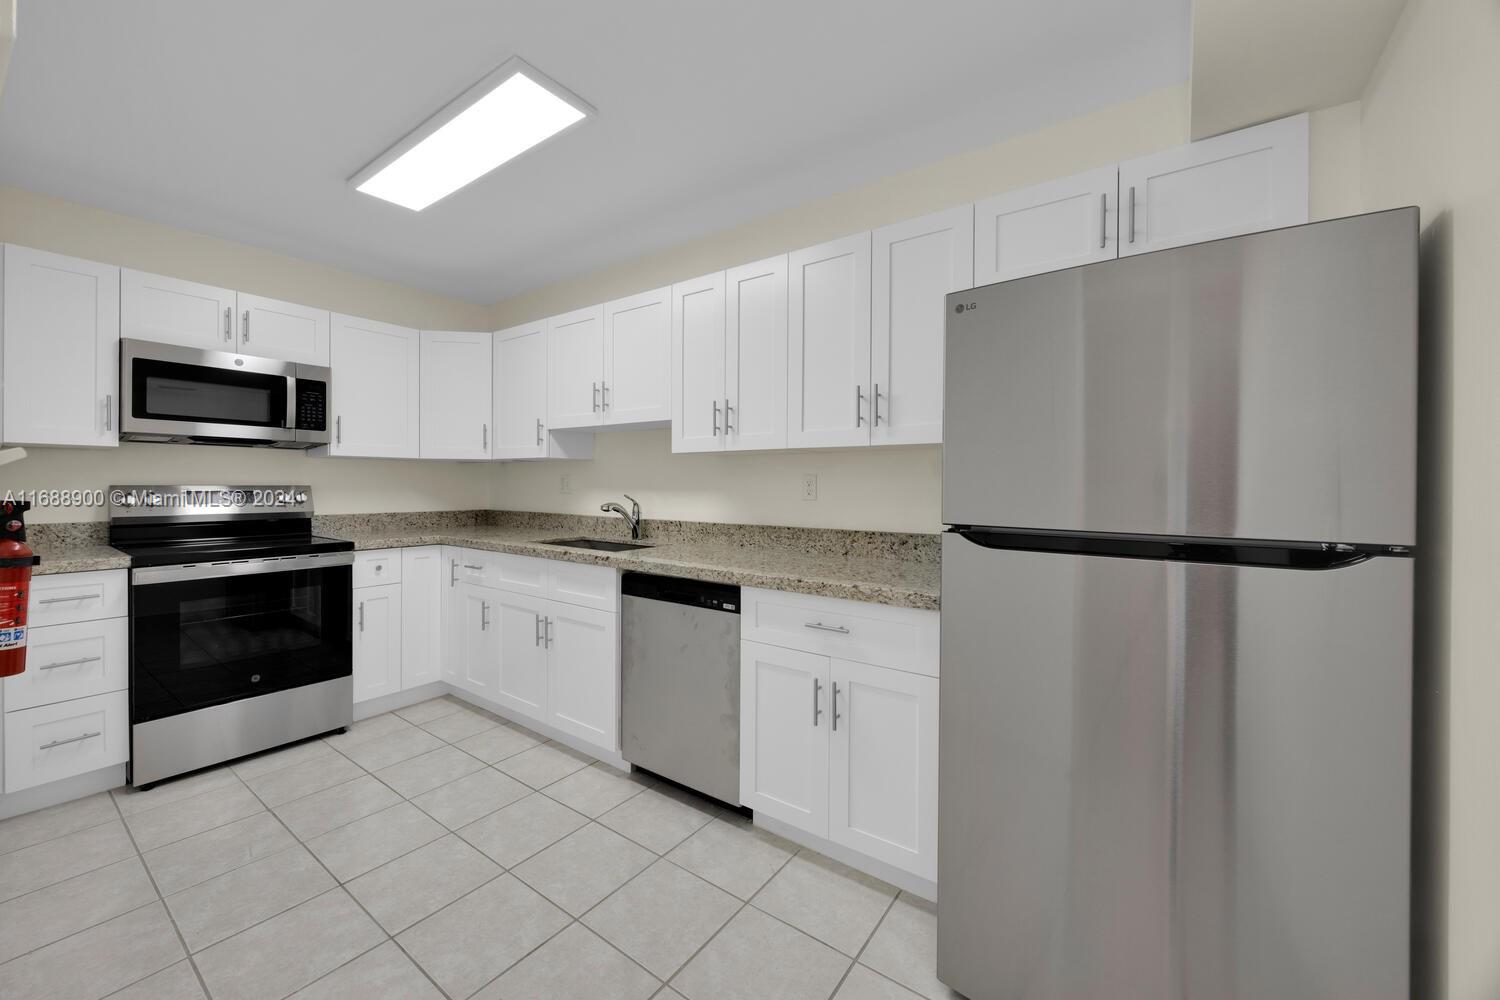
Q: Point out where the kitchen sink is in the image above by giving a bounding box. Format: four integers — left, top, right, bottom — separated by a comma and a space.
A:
540, 537, 654, 553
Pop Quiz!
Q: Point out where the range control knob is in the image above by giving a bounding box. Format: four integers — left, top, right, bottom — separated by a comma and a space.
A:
294, 491, 309, 504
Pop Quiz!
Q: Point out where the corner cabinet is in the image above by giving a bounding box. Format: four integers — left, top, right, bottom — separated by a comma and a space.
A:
329, 314, 420, 458
352, 547, 444, 706
420, 330, 492, 460
1, 245, 119, 448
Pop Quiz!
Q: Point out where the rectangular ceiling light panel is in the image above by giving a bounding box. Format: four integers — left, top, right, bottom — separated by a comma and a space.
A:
354, 58, 591, 211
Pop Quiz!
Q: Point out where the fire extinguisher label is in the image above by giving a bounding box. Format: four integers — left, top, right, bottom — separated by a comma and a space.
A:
0, 626, 24, 650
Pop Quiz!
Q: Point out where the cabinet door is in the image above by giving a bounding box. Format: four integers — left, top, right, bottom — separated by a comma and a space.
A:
670, 271, 725, 454
872, 207, 973, 446
2, 245, 119, 447
974, 165, 1117, 284
739, 640, 829, 834
329, 314, 420, 458
603, 286, 671, 425
493, 591, 550, 720
725, 256, 787, 452
545, 601, 619, 752
120, 269, 237, 351
547, 304, 605, 429
1119, 113, 1308, 256
238, 293, 330, 364
401, 547, 444, 689
451, 583, 501, 698
493, 322, 549, 460
353, 584, 402, 703
789, 233, 872, 449
828, 659, 938, 880
420, 330, 492, 459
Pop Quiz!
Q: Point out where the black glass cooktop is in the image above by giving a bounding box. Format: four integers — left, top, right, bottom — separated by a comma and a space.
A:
113, 533, 353, 568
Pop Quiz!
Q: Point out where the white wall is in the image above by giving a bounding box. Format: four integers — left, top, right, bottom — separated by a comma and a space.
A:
1358, 0, 1500, 996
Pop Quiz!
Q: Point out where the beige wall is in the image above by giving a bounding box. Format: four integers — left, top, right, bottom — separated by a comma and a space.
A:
1359, 0, 1500, 997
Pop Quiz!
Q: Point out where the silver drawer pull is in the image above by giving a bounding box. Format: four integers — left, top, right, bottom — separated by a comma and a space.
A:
39, 593, 103, 604
38, 656, 102, 671
804, 621, 851, 635
40, 731, 101, 750
463, 563, 483, 571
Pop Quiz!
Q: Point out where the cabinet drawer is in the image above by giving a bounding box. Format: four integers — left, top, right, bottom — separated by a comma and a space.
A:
353, 549, 402, 588
546, 560, 618, 612
492, 554, 549, 597
28, 570, 128, 627
6, 618, 128, 712
741, 587, 939, 677
4, 691, 130, 792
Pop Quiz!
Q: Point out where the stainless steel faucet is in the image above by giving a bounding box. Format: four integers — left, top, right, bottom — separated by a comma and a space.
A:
601, 494, 642, 540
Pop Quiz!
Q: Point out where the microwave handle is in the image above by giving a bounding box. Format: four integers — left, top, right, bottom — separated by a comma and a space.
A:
286, 376, 298, 430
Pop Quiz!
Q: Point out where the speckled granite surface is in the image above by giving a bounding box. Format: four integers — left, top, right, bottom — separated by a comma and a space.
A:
319, 511, 941, 610
26, 523, 130, 576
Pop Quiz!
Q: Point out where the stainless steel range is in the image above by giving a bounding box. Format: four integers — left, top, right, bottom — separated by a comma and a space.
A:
109, 486, 354, 787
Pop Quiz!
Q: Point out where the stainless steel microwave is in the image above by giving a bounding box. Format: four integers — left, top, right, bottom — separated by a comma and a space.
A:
119, 339, 330, 448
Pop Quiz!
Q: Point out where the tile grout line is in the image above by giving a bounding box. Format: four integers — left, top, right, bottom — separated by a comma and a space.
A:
823, 887, 902, 999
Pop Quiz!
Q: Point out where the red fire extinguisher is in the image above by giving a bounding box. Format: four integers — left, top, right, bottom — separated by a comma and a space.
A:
0, 500, 36, 678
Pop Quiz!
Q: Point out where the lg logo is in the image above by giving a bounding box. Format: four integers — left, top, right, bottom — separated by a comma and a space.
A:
954, 302, 977, 314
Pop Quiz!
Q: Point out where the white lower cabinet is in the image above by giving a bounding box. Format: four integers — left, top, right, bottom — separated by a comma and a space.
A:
400, 547, 444, 688
447, 581, 502, 700
492, 590, 550, 717
740, 590, 939, 882
5, 691, 129, 793
545, 602, 618, 749
353, 583, 402, 703
352, 546, 444, 704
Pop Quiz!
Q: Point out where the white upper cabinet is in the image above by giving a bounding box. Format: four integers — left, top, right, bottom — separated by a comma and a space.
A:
237, 293, 330, 365
602, 286, 671, 425
725, 255, 788, 452
494, 322, 549, 460
329, 314, 420, 458
1119, 113, 1308, 256
2, 245, 119, 448
871, 207, 973, 446
670, 271, 727, 454
974, 165, 1117, 284
548, 304, 605, 429
419, 330, 492, 460
120, 270, 237, 351
788, 232, 872, 449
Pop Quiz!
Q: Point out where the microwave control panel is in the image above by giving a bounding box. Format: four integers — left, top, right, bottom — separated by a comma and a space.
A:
295, 380, 327, 432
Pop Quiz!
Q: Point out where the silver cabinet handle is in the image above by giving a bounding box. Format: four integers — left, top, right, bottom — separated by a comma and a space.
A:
872, 384, 882, 427
723, 397, 733, 434
854, 384, 864, 427
242, 309, 251, 342
602, 382, 610, 411
1100, 192, 1108, 249
805, 621, 850, 634
481, 602, 489, 631
40, 731, 101, 751
450, 558, 458, 587
1128, 186, 1136, 245
103, 394, 113, 432
463, 563, 483, 571
358, 601, 365, 633
39, 593, 102, 604
335, 415, 342, 445
224, 305, 233, 342
534, 613, 543, 647
482, 424, 488, 451
592, 382, 600, 412
812, 677, 822, 727
536, 418, 544, 446
712, 399, 720, 436
831, 682, 842, 732
38, 656, 102, 671
544, 616, 554, 648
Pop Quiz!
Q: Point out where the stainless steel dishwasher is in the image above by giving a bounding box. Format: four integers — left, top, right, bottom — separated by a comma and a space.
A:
620, 572, 741, 806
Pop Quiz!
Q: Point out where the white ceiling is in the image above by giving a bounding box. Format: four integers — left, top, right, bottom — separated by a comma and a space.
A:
0, 1, 1190, 304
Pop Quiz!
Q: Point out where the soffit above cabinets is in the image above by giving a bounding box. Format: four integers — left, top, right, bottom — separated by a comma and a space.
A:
0, 0, 1189, 304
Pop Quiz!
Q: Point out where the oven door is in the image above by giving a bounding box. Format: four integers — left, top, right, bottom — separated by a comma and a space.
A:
120, 338, 296, 443
129, 552, 353, 725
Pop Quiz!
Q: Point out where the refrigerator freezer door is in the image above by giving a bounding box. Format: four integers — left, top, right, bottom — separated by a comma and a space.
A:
943, 208, 1417, 546
937, 532, 1411, 1000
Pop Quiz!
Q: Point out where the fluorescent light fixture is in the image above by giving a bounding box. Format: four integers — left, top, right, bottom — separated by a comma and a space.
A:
352, 57, 592, 211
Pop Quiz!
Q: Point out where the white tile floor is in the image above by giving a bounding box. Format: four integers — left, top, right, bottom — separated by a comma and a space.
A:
0, 696, 963, 1000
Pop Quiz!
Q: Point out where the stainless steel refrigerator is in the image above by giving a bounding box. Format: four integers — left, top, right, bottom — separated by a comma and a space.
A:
937, 208, 1416, 1000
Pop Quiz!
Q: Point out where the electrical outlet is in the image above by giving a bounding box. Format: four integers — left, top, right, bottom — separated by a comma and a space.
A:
801, 474, 818, 501
560, 474, 572, 495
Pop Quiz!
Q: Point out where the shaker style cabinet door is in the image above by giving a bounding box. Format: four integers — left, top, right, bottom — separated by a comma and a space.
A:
450, 582, 502, 699
492, 591, 550, 720
739, 640, 830, 835
120, 269, 238, 351
545, 600, 619, 752
237, 293, 330, 365
353, 584, 402, 703
419, 330, 492, 459
725, 255, 788, 452
1119, 113, 1308, 256
329, 314, 420, 458
670, 271, 726, 454
871, 206, 973, 446
602, 286, 671, 425
493, 322, 549, 460
547, 304, 605, 429
401, 547, 444, 689
2, 245, 119, 448
973, 165, 1118, 285
788, 232, 872, 449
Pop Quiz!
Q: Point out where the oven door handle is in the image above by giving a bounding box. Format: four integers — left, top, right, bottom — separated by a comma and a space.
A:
131, 550, 354, 586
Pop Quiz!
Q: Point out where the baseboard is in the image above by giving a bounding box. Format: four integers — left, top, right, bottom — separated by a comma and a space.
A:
443, 685, 631, 772
0, 764, 126, 820
354, 681, 450, 721
753, 812, 937, 902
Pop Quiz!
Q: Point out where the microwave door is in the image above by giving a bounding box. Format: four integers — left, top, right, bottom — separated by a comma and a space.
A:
120, 339, 297, 443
